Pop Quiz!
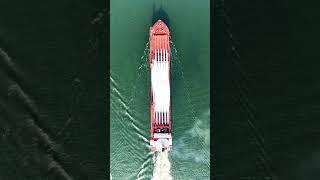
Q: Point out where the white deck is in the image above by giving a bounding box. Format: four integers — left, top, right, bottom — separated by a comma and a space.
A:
151, 49, 170, 125
153, 133, 172, 139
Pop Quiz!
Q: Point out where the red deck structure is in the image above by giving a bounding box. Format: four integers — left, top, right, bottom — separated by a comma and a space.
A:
149, 20, 172, 152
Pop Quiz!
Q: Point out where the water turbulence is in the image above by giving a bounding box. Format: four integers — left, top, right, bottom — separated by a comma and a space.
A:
152, 150, 172, 180
139, 41, 173, 180
149, 15, 173, 179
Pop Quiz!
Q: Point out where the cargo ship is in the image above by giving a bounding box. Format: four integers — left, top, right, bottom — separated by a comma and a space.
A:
149, 20, 172, 152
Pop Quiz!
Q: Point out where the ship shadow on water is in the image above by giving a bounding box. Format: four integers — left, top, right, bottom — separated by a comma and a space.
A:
151, 4, 170, 29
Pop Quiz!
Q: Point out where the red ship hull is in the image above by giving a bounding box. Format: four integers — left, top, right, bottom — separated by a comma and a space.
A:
149, 20, 172, 152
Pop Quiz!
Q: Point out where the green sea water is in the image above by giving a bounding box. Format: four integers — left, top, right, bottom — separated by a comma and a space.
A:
0, 0, 107, 179
110, 0, 210, 179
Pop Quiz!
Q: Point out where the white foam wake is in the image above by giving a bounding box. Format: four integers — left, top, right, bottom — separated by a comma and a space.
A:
152, 150, 172, 180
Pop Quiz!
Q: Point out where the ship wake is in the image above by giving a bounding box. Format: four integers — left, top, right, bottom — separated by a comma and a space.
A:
152, 150, 172, 180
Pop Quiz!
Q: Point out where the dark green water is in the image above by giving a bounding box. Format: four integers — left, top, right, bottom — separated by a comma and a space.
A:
214, 0, 320, 179
110, 0, 210, 179
0, 0, 107, 179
